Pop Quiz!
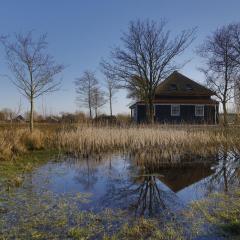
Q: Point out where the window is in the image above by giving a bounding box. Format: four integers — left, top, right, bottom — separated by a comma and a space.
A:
195, 105, 204, 117
169, 84, 177, 91
186, 84, 193, 91
132, 108, 135, 117
171, 105, 180, 116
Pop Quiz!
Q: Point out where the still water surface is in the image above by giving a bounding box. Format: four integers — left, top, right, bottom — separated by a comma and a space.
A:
21, 151, 239, 217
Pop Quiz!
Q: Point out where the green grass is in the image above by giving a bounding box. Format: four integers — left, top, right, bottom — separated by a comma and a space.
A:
188, 190, 240, 238
0, 150, 59, 191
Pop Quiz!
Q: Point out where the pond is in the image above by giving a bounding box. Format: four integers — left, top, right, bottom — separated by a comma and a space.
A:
0, 151, 239, 238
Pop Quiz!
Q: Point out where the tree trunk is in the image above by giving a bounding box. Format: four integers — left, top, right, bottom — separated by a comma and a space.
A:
95, 107, 98, 118
88, 88, 92, 119
222, 101, 228, 127
89, 107, 92, 119
30, 98, 34, 132
148, 97, 154, 124
223, 150, 228, 193
109, 94, 112, 117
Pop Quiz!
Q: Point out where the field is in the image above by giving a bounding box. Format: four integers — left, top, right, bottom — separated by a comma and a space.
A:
0, 123, 240, 239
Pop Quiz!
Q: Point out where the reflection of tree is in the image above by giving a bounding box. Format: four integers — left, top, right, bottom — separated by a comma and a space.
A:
132, 175, 166, 216
100, 165, 178, 217
200, 149, 240, 194
74, 158, 99, 190
73, 155, 121, 191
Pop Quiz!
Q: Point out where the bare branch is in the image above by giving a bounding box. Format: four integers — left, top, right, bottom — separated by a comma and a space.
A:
101, 19, 196, 122
1, 31, 64, 131
197, 24, 240, 125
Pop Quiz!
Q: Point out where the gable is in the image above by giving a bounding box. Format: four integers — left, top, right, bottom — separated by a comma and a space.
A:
155, 71, 215, 97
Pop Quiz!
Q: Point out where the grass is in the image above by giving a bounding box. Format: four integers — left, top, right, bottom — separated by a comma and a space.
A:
0, 127, 58, 161
187, 189, 240, 239
0, 150, 59, 193
0, 188, 188, 240
1, 123, 240, 162
57, 125, 240, 162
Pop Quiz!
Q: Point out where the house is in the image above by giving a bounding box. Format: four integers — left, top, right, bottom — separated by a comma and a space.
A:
130, 71, 219, 124
13, 115, 25, 123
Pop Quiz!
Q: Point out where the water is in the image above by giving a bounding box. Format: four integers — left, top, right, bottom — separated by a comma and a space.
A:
15, 151, 240, 216
0, 151, 239, 238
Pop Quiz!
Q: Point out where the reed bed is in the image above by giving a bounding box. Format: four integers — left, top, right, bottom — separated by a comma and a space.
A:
0, 128, 55, 160
1, 125, 240, 162
57, 126, 240, 161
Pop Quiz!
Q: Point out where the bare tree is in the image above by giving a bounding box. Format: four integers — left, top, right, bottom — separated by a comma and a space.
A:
197, 25, 239, 126
101, 19, 195, 122
1, 31, 64, 132
101, 70, 119, 116
92, 86, 106, 118
74, 71, 98, 118
228, 23, 240, 114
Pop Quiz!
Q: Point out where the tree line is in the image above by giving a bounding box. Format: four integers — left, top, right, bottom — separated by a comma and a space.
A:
1, 20, 240, 131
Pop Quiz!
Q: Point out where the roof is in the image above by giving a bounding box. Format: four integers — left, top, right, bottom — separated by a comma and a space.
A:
158, 165, 213, 192
14, 115, 25, 121
155, 71, 215, 97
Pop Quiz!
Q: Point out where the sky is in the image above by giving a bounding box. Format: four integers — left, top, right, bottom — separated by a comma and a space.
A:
0, 0, 240, 116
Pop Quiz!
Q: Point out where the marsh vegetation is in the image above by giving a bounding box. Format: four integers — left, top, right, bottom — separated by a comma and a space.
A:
1, 124, 240, 160
0, 124, 240, 239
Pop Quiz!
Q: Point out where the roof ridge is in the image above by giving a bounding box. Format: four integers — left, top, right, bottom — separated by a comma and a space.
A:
156, 71, 215, 96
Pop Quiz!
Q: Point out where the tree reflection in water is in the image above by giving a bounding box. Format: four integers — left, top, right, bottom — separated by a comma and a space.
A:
69, 150, 240, 216
203, 149, 240, 194
73, 157, 100, 191
100, 163, 180, 217
132, 175, 168, 217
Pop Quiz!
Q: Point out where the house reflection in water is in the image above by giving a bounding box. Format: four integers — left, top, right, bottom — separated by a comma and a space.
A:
30, 152, 239, 218
99, 159, 216, 217
156, 166, 214, 193
126, 163, 214, 217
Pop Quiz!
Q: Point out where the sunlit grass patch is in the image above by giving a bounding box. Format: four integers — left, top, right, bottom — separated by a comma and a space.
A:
0, 150, 58, 192
187, 189, 240, 238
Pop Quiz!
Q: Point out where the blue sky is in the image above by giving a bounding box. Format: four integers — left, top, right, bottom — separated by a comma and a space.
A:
0, 0, 240, 115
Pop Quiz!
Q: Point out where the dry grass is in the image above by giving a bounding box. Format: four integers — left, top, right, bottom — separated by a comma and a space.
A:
1, 124, 240, 162
57, 125, 240, 161
0, 128, 55, 160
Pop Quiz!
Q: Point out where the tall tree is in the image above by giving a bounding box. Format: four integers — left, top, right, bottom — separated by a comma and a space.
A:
92, 86, 106, 118
1, 31, 64, 132
198, 25, 240, 126
74, 71, 98, 118
228, 23, 240, 114
101, 70, 119, 116
101, 19, 195, 122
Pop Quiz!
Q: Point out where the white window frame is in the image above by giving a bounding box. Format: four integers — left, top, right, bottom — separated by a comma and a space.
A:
195, 105, 204, 117
171, 104, 180, 116
131, 108, 135, 118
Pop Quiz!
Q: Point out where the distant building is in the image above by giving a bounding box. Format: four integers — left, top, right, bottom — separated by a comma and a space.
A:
46, 116, 59, 123
13, 115, 25, 123
130, 71, 219, 124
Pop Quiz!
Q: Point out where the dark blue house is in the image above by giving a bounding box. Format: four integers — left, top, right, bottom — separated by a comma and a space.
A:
130, 71, 219, 124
